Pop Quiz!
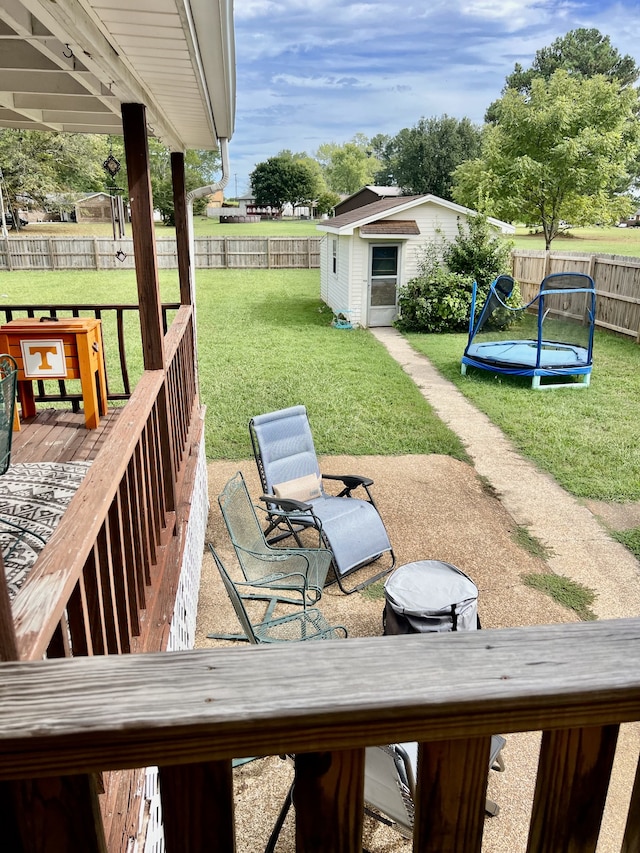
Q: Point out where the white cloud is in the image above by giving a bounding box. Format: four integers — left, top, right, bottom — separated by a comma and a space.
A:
227, 0, 640, 193
272, 73, 370, 90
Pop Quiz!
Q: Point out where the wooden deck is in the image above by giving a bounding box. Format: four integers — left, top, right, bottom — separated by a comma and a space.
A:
10, 407, 124, 465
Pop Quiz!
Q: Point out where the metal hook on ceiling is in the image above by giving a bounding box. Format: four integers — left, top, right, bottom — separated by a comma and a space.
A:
63, 44, 74, 59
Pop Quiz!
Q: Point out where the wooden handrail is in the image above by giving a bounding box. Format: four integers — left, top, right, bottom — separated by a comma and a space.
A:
0, 302, 180, 402
2, 620, 639, 770
0, 619, 639, 852
11, 305, 197, 660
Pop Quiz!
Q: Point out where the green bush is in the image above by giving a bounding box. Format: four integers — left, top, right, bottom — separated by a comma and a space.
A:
444, 214, 513, 290
396, 266, 475, 332
395, 215, 520, 333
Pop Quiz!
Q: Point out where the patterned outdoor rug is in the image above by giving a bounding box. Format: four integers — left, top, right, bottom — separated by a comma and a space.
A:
0, 461, 92, 600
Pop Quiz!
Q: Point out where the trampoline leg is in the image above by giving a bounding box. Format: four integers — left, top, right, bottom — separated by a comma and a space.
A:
532, 375, 541, 389
461, 363, 467, 376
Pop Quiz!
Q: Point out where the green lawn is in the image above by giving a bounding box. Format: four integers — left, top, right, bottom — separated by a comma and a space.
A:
406, 327, 640, 502
0, 268, 467, 463
15, 216, 322, 239
511, 225, 640, 258
194, 269, 467, 460
3, 264, 640, 502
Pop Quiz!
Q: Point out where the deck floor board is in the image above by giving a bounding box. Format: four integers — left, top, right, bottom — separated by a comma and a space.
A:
10, 408, 124, 465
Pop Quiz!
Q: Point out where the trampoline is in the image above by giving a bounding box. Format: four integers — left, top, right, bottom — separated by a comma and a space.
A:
461, 272, 596, 389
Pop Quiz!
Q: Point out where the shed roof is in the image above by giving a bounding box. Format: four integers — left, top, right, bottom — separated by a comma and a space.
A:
0, 0, 235, 152
317, 194, 515, 236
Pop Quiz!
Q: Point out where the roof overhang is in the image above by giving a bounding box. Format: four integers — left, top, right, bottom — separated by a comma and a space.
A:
0, 0, 236, 151
360, 220, 420, 238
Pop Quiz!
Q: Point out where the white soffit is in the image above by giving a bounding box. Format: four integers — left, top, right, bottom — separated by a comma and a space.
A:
0, 0, 236, 151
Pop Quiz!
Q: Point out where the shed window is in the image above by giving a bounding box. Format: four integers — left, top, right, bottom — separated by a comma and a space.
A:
332, 239, 337, 274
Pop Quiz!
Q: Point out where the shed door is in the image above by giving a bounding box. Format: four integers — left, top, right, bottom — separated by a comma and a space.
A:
368, 244, 399, 327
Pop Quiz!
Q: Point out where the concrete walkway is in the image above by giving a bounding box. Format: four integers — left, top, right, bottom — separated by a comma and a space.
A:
371, 327, 640, 620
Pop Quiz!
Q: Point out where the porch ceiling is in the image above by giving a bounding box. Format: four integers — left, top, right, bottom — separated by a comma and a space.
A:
0, 0, 235, 151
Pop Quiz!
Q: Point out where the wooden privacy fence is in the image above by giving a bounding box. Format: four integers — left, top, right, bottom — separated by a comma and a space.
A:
512, 250, 640, 342
0, 235, 322, 271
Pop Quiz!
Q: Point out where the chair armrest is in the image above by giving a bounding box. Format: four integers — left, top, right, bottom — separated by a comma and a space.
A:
259, 494, 313, 512
321, 473, 375, 500
322, 474, 373, 488
234, 542, 311, 572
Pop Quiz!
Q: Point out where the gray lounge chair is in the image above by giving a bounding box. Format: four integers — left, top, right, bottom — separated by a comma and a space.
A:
249, 405, 395, 594
363, 735, 506, 840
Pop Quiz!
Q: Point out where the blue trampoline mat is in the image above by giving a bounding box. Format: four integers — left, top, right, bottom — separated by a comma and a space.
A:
466, 340, 589, 369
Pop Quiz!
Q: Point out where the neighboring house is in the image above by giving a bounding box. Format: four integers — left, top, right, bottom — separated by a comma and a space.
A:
333, 185, 403, 217
237, 192, 311, 218
238, 192, 281, 218
316, 194, 514, 328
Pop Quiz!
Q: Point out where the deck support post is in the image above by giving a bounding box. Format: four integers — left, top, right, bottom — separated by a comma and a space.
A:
122, 103, 176, 512
0, 556, 107, 852
171, 152, 192, 307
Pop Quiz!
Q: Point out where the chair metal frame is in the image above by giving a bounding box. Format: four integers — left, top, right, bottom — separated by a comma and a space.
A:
207, 544, 347, 644
218, 471, 333, 609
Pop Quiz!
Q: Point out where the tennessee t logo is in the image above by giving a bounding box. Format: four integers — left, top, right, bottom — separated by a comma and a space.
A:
27, 345, 58, 370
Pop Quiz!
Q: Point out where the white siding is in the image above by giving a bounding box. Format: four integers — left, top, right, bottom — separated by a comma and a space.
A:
319, 235, 328, 301
323, 235, 353, 323
349, 236, 367, 326
349, 203, 472, 325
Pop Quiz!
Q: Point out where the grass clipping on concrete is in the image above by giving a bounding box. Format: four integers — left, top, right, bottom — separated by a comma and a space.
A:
521, 572, 597, 621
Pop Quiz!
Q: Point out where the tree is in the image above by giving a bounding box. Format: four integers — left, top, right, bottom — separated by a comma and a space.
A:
384, 115, 481, 199
315, 190, 341, 215
486, 28, 639, 123
0, 129, 107, 219
315, 136, 378, 194
250, 152, 322, 212
369, 133, 395, 185
149, 143, 221, 224
453, 71, 640, 249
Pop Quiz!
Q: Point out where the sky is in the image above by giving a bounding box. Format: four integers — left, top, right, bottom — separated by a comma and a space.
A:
227, 0, 640, 197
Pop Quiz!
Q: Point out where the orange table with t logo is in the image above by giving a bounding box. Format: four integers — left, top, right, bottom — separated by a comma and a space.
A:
0, 317, 108, 430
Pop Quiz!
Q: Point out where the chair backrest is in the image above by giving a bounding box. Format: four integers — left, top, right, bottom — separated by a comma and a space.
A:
218, 472, 264, 551
249, 406, 321, 495
364, 744, 415, 836
208, 544, 260, 644
0, 355, 17, 476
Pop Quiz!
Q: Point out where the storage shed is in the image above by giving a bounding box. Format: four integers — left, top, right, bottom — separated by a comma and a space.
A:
316, 194, 514, 327
75, 192, 116, 223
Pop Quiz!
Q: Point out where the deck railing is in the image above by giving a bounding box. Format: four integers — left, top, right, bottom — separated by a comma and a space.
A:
0, 618, 639, 852
10, 304, 199, 661
0, 303, 180, 404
